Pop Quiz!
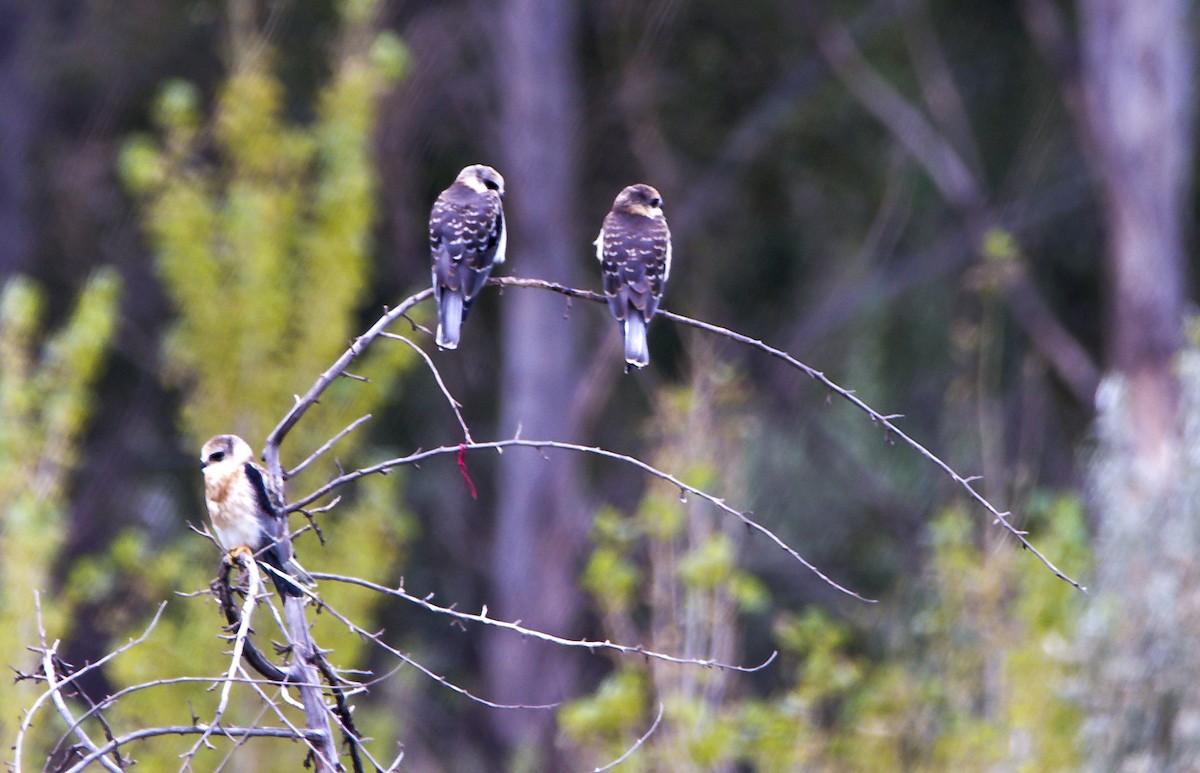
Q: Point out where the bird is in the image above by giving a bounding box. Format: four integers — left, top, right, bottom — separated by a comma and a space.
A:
595, 183, 672, 369
429, 164, 507, 349
200, 434, 312, 598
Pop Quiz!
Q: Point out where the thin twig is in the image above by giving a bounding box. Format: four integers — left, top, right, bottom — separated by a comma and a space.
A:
489, 277, 1087, 591
287, 414, 373, 480
62, 726, 327, 773
184, 553, 263, 763
311, 572, 780, 673
593, 703, 665, 773
14, 601, 167, 771
298, 439, 870, 601
380, 330, 474, 443
291, 582, 561, 710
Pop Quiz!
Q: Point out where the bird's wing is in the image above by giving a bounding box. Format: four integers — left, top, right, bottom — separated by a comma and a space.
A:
601, 213, 671, 322
430, 190, 505, 301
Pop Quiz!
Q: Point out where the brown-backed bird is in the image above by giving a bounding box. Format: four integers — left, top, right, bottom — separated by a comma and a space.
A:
429, 164, 507, 349
595, 184, 671, 369
200, 434, 311, 597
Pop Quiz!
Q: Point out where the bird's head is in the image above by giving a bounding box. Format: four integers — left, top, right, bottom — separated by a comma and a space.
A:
612, 184, 664, 219
458, 164, 505, 197
200, 434, 254, 477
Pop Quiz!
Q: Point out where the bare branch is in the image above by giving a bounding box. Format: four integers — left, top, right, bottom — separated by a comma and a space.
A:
286, 414, 373, 480
660, 309, 1087, 592
311, 572, 780, 673
62, 726, 327, 773
297, 438, 869, 601
494, 278, 1086, 590
36, 611, 124, 772
380, 330, 474, 443
263, 287, 433, 487
294, 583, 561, 710
592, 703, 665, 773
279, 592, 338, 771
14, 601, 167, 771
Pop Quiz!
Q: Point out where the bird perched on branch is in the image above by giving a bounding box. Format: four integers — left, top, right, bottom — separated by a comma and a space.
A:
595, 183, 672, 369
200, 434, 312, 598
429, 164, 507, 349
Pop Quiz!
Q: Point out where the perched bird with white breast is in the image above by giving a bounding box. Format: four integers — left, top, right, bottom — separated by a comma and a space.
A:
200, 434, 312, 598
595, 183, 672, 369
429, 164, 507, 349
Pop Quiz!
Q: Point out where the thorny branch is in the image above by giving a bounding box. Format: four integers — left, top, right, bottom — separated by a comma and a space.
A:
490, 277, 1087, 591
14, 600, 167, 771
593, 703, 665, 773
71, 262, 1085, 768
278, 279, 1082, 593
296, 437, 870, 601
312, 571, 779, 673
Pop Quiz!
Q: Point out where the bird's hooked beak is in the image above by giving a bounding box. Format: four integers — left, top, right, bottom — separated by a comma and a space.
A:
199, 460, 208, 470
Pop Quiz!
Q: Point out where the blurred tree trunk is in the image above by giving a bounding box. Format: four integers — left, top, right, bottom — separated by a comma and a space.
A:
485, 0, 588, 761
1076, 0, 1197, 768
0, 1, 38, 277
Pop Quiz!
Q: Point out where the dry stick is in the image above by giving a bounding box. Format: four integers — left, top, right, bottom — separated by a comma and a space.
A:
593, 703, 665, 773
62, 726, 327, 773
299, 439, 868, 601
311, 572, 779, 672
489, 277, 1086, 592
379, 330, 474, 443
279, 592, 338, 772
37, 637, 123, 772
291, 581, 559, 710
14, 601, 167, 771
183, 554, 264, 766
287, 414, 374, 480
263, 288, 433, 485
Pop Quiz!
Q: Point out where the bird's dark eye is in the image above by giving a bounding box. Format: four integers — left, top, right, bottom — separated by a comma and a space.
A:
483, 179, 501, 192
650, 197, 663, 208
208, 451, 225, 463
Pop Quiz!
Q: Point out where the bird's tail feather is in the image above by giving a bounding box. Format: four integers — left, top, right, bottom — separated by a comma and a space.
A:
437, 291, 464, 349
262, 553, 313, 598
623, 317, 649, 369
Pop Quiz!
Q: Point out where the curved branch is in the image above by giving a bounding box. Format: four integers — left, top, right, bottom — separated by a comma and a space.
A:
63, 725, 327, 773
593, 703, 665, 773
297, 439, 870, 602
313, 571, 780, 673
498, 279, 1083, 590
14, 601, 167, 771
263, 288, 433, 487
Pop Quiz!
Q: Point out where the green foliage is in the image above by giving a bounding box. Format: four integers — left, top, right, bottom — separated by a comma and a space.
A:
120, 2, 408, 451
0, 271, 120, 746
570, 472, 1090, 770
97, 0, 417, 765
564, 361, 766, 770
739, 495, 1089, 772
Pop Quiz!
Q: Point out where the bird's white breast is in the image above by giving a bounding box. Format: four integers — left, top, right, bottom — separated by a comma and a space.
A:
205, 465, 263, 552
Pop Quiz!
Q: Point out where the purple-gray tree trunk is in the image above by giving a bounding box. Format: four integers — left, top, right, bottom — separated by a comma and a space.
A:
485, 0, 588, 762
1077, 0, 1197, 768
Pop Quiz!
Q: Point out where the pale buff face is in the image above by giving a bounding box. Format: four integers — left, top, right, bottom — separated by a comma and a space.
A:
612, 184, 664, 220
199, 434, 262, 551
456, 164, 505, 197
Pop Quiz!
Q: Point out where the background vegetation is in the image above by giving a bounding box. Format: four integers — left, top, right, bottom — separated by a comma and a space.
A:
2, 0, 1194, 769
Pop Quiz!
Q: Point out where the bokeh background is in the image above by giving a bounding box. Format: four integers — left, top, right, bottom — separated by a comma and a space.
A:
3, 0, 1196, 769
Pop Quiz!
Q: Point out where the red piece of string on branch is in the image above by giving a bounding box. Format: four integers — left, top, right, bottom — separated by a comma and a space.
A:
457, 443, 478, 499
